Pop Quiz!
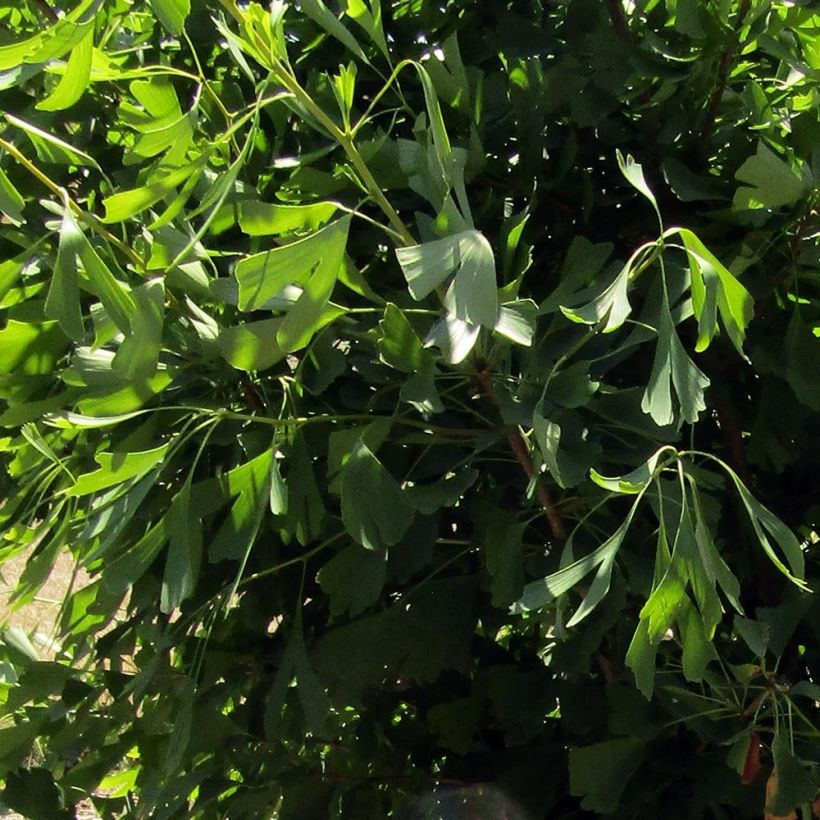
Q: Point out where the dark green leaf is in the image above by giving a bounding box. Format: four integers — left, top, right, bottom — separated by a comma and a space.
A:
569, 738, 644, 813
766, 730, 819, 816
1, 768, 70, 820
317, 545, 387, 616
340, 441, 414, 550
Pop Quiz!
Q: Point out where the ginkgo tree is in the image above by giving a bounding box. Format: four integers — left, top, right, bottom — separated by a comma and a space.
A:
0, 0, 818, 818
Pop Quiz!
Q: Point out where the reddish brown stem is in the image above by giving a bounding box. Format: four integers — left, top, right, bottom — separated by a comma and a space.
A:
475, 369, 566, 540
698, 0, 752, 150
604, 0, 633, 43
790, 206, 818, 260
596, 652, 618, 684
31, 0, 58, 22
713, 392, 752, 488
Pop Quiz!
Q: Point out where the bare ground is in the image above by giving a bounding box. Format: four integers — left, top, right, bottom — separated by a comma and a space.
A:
1, 551, 101, 819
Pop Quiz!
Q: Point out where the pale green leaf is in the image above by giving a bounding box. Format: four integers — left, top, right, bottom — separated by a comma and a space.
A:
102, 158, 207, 222
396, 230, 498, 328
235, 216, 350, 351
269, 457, 288, 515
540, 235, 613, 315
112, 278, 165, 380
511, 513, 634, 613
423, 313, 480, 364
616, 148, 661, 227
641, 306, 709, 426
494, 299, 537, 346
560, 263, 631, 333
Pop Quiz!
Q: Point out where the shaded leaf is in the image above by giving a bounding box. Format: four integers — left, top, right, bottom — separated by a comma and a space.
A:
317, 545, 387, 616
766, 731, 819, 817
569, 738, 644, 814
161, 485, 202, 612
340, 441, 414, 550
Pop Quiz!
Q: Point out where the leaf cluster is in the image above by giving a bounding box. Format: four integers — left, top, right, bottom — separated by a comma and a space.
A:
0, 1, 818, 818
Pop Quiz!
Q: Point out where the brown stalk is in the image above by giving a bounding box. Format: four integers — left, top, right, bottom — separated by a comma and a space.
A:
475, 368, 567, 540
31, 0, 58, 23
698, 0, 752, 151
604, 0, 634, 43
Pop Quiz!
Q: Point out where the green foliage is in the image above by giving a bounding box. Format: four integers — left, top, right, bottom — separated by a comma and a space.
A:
0, 0, 818, 817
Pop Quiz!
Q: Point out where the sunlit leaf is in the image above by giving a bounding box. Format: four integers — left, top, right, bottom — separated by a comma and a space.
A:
396, 230, 498, 328
36, 28, 93, 111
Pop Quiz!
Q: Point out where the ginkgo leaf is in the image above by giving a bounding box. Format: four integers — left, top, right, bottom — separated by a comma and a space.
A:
674, 228, 754, 354
45, 205, 86, 340
235, 217, 350, 351
36, 27, 93, 111
733, 142, 807, 210
561, 263, 631, 333
340, 441, 414, 550
148, 0, 191, 36
423, 312, 481, 364
396, 230, 499, 328
641, 306, 709, 426
617, 149, 662, 228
